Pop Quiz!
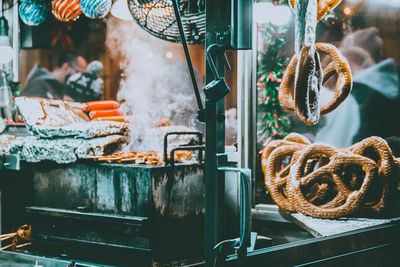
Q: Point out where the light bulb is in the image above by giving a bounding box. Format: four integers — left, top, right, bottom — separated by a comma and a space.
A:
0, 36, 13, 64
110, 0, 133, 21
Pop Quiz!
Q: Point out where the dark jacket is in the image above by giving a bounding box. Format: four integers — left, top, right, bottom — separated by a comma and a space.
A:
22, 65, 65, 99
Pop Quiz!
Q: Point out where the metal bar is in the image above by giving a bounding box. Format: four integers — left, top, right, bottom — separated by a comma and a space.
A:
237, 48, 257, 207
163, 131, 203, 163
224, 221, 400, 266
12, 0, 19, 82
171, 0, 204, 119
230, 0, 253, 50
205, 0, 230, 266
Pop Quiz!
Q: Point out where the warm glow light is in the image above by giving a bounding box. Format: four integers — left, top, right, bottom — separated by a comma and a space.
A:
253, 3, 292, 26
110, 0, 133, 21
0, 36, 13, 64
343, 6, 352, 16
165, 51, 174, 59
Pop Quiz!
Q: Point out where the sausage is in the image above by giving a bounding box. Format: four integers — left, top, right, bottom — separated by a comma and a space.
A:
89, 109, 122, 119
85, 101, 119, 111
92, 116, 127, 123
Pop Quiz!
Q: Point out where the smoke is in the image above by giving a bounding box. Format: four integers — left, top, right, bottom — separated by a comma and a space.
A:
106, 18, 202, 152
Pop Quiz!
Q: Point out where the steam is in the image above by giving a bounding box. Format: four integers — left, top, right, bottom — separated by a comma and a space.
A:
106, 18, 202, 152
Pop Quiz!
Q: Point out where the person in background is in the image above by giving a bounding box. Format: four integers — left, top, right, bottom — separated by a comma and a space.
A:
65, 60, 104, 102
22, 51, 87, 100
314, 27, 400, 147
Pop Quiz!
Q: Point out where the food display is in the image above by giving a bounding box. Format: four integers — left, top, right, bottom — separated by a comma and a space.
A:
6, 97, 129, 164
261, 133, 400, 219
15, 97, 129, 138
0, 134, 16, 155
6, 97, 200, 166
92, 149, 194, 166
10, 135, 128, 164
86, 100, 128, 123
279, 0, 352, 125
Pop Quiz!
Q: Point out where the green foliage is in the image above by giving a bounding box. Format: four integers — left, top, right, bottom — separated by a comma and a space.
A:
257, 22, 291, 148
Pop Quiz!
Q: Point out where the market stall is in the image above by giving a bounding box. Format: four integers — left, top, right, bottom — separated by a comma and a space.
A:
0, 0, 400, 266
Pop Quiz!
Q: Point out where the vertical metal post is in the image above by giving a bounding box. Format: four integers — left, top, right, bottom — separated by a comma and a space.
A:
204, 0, 230, 266
12, 0, 19, 82
237, 48, 257, 207
237, 12, 257, 206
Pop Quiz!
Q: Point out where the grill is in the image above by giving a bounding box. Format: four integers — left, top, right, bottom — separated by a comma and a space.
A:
22, 131, 205, 265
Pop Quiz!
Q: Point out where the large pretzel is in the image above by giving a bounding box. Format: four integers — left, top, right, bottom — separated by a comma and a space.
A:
289, 0, 342, 21
279, 43, 352, 120
287, 144, 376, 218
262, 134, 400, 219
262, 134, 329, 212
350, 137, 398, 215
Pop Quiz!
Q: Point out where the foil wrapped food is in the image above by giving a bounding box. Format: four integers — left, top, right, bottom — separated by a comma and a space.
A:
15, 97, 129, 138
9, 135, 128, 164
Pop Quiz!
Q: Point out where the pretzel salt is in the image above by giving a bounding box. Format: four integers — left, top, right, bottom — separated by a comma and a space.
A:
262, 134, 400, 219
279, 43, 352, 118
289, 0, 342, 21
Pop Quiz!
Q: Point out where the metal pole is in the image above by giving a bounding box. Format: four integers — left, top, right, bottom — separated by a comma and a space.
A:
237, 49, 257, 207
171, 0, 204, 120
12, 0, 19, 82
204, 0, 229, 266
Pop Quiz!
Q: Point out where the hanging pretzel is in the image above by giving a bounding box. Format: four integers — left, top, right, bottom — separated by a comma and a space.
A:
279, 0, 352, 125
289, 0, 342, 21
279, 43, 352, 118
294, 46, 324, 125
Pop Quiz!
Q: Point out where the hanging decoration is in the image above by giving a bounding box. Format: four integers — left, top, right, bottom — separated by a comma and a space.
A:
19, 0, 49, 26
52, 0, 82, 22
257, 22, 291, 148
80, 0, 112, 19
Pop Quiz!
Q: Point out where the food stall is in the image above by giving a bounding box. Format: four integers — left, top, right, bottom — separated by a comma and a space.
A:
1, 0, 400, 266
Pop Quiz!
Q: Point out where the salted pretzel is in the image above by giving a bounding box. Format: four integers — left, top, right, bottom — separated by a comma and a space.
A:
349, 137, 398, 214
294, 46, 323, 125
262, 134, 312, 211
287, 144, 376, 218
279, 43, 352, 120
289, 0, 342, 21
262, 134, 400, 219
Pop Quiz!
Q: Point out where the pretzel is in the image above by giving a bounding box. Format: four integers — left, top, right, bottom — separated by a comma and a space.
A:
262, 134, 311, 211
294, 46, 323, 125
289, 0, 342, 21
287, 144, 376, 218
349, 137, 397, 214
279, 43, 352, 122
261, 134, 400, 219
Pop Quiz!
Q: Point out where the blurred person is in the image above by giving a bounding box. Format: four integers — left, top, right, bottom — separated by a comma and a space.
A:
65, 60, 104, 102
22, 51, 87, 100
314, 27, 400, 147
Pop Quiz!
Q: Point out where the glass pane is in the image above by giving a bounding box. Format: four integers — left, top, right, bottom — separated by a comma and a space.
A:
255, 0, 400, 244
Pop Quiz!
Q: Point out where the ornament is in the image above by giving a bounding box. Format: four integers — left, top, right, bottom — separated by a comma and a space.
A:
19, 0, 49, 26
81, 0, 112, 19
52, 0, 82, 22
